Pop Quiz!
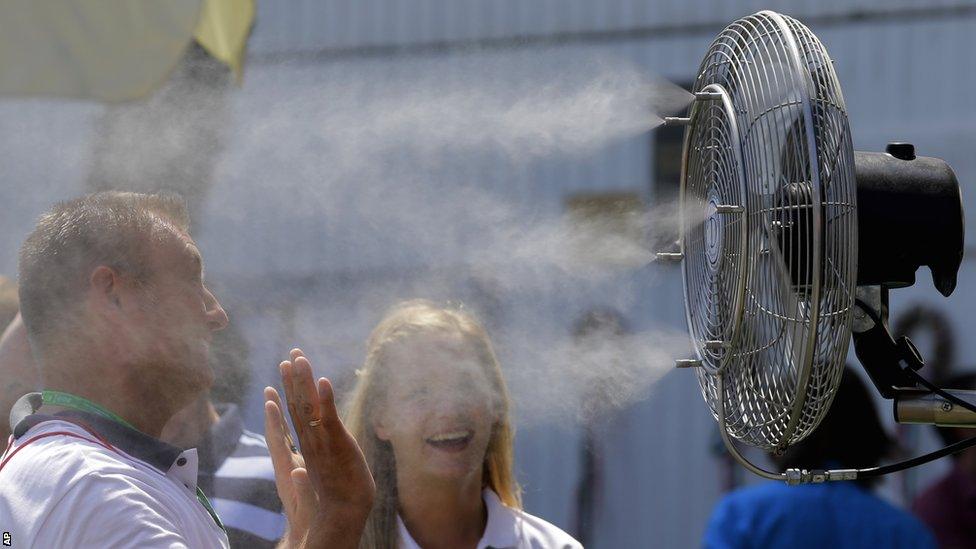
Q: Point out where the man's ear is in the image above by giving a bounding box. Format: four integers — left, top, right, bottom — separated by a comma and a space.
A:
90, 265, 123, 310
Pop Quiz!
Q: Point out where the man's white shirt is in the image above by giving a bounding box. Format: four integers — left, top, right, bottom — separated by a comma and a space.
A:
0, 404, 229, 548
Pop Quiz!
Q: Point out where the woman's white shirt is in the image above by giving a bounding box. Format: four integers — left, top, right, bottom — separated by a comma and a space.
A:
397, 489, 583, 549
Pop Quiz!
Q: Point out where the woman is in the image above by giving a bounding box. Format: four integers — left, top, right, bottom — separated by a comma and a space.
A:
345, 300, 580, 549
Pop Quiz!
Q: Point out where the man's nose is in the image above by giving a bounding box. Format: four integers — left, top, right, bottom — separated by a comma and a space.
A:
203, 286, 229, 331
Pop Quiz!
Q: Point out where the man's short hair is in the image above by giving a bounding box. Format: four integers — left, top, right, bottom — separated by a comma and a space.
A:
18, 191, 190, 349
0, 276, 18, 331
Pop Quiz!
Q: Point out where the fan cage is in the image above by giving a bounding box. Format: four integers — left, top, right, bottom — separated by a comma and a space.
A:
681, 11, 858, 451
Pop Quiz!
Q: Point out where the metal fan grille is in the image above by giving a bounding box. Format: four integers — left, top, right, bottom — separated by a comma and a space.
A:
683, 11, 858, 450
682, 86, 748, 374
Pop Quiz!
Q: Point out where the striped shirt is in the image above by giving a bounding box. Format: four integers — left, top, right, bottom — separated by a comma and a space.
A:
198, 403, 287, 548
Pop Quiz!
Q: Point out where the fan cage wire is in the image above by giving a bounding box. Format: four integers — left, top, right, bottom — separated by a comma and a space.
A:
680, 83, 749, 376
682, 11, 857, 451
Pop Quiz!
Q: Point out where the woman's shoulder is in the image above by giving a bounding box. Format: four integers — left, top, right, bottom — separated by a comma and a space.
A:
512, 508, 583, 549
483, 490, 583, 549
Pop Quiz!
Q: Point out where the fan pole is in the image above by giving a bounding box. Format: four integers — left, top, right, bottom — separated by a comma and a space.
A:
896, 390, 976, 427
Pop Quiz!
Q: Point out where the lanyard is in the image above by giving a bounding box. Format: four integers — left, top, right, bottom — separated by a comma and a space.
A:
41, 390, 137, 430
196, 487, 225, 531
40, 390, 225, 532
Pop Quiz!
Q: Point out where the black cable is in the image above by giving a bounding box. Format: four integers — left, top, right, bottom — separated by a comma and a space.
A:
853, 298, 976, 415
846, 297, 976, 478
858, 433, 976, 478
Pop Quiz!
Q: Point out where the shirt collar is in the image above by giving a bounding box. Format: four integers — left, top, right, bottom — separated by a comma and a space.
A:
9, 392, 189, 476
397, 489, 521, 549
480, 489, 521, 549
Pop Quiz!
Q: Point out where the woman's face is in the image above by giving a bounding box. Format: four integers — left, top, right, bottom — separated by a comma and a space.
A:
373, 333, 499, 482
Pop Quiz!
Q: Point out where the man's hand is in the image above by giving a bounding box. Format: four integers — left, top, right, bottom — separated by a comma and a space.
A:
265, 348, 375, 549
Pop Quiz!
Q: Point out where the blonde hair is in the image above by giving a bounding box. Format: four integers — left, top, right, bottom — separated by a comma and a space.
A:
344, 299, 521, 549
0, 276, 18, 332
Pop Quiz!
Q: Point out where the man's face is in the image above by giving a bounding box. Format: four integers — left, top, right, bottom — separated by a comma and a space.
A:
123, 228, 228, 392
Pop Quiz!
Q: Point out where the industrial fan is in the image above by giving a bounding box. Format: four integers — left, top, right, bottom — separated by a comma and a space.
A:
661, 10, 974, 484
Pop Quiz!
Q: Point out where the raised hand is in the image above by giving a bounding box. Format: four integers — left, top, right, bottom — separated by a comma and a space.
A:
265, 348, 375, 549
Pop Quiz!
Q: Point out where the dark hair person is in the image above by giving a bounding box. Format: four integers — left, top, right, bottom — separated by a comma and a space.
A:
0, 191, 373, 548
703, 367, 936, 549
344, 300, 581, 548
160, 322, 288, 547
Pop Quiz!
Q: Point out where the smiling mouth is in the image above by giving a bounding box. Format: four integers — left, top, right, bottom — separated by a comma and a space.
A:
425, 430, 474, 452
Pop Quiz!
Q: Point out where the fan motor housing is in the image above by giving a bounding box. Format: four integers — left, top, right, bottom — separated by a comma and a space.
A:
772, 146, 965, 297
854, 145, 964, 297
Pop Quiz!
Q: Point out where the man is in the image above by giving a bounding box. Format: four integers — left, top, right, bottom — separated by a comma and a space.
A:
161, 323, 287, 547
0, 192, 373, 547
912, 372, 976, 548
703, 367, 936, 549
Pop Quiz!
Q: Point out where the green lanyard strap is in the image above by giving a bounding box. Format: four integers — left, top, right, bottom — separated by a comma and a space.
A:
41, 390, 137, 430
196, 487, 225, 531
41, 390, 225, 532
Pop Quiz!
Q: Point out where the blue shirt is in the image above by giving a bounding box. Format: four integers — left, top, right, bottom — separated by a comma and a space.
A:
703, 481, 936, 549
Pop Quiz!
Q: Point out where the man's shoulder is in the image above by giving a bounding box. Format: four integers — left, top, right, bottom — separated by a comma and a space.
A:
714, 481, 796, 511
1, 420, 146, 480
706, 482, 936, 548
0, 421, 198, 546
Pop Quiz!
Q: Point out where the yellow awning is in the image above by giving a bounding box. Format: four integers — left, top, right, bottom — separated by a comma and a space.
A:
0, 0, 254, 102
193, 0, 255, 83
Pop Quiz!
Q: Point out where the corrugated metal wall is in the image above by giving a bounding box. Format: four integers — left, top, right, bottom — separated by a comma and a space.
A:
247, 0, 968, 56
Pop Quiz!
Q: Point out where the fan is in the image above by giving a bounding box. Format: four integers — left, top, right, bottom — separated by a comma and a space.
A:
660, 11, 974, 484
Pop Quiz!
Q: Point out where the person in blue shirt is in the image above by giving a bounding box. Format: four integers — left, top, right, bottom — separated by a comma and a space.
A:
702, 366, 936, 549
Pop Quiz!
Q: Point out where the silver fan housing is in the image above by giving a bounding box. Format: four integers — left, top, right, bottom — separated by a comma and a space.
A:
678, 11, 859, 451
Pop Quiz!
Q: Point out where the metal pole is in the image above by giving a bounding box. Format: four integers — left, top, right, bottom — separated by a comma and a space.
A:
895, 390, 976, 427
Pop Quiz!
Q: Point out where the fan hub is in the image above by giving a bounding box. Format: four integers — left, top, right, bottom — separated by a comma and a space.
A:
703, 197, 724, 267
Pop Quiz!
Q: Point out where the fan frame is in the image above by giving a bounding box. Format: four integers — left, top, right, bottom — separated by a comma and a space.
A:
678, 10, 833, 453
678, 83, 749, 377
